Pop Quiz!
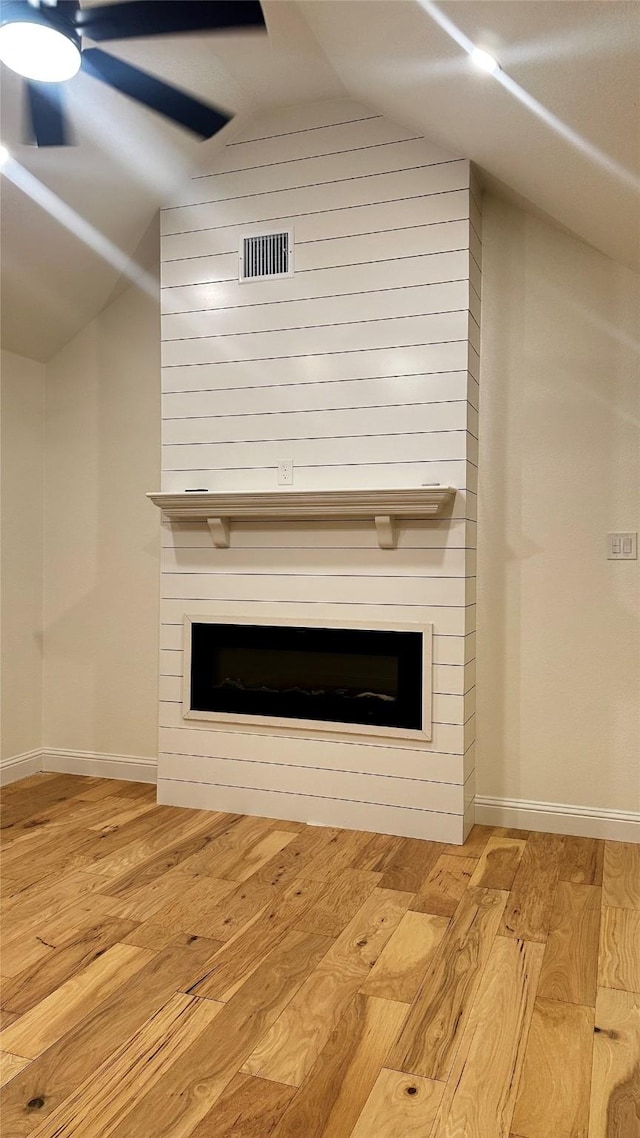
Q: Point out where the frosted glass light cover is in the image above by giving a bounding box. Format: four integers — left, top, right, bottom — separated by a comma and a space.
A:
0, 21, 80, 82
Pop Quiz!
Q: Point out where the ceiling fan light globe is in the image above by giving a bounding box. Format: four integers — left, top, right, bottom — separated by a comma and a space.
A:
0, 21, 81, 82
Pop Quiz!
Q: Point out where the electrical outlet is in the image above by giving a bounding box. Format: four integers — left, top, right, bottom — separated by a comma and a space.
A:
608, 532, 637, 560
278, 459, 294, 486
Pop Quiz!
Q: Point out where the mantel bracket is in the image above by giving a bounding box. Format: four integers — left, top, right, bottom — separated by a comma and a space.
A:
374, 515, 397, 549
207, 517, 230, 548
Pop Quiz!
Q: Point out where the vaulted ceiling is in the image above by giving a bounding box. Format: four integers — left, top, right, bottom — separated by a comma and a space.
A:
1, 0, 638, 361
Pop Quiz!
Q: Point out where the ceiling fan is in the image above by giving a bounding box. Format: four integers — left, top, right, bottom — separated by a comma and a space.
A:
0, 0, 266, 146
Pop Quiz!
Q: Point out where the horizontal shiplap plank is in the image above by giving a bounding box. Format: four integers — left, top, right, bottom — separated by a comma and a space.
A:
162, 400, 471, 446
157, 778, 465, 842
161, 223, 471, 288
159, 545, 475, 577
161, 428, 470, 472
162, 251, 470, 311
161, 311, 469, 367
162, 371, 471, 419
160, 599, 472, 637
162, 282, 469, 341
162, 192, 471, 262
203, 115, 452, 174
162, 342, 471, 392
156, 753, 465, 813
159, 463, 475, 497
227, 102, 382, 145
169, 139, 463, 209
160, 570, 472, 608
157, 727, 466, 784
162, 161, 470, 236
161, 517, 475, 551
158, 700, 472, 755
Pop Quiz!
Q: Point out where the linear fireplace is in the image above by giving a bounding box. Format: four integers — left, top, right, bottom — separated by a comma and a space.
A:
184, 616, 432, 741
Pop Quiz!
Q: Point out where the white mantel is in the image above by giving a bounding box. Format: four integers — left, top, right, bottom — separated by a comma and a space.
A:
147, 487, 456, 549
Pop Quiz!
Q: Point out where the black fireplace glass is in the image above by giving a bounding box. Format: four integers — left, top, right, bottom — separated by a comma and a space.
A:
190, 622, 423, 731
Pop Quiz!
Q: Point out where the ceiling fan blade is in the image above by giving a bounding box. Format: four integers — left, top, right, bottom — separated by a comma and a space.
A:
81, 48, 231, 139
76, 1, 265, 42
26, 80, 70, 146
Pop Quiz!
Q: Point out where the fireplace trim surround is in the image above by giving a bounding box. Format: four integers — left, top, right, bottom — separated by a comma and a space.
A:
182, 613, 433, 742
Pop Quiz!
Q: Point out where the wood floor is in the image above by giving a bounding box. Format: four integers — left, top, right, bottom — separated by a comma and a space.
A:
0, 773, 638, 1138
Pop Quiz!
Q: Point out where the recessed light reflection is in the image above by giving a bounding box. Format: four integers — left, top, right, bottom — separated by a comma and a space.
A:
470, 47, 500, 74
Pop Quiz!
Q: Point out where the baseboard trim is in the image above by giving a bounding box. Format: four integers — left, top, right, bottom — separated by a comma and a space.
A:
0, 749, 44, 786
475, 795, 639, 842
42, 749, 157, 784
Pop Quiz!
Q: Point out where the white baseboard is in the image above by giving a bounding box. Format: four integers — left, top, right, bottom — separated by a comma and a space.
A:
42, 749, 157, 784
475, 795, 639, 843
0, 749, 44, 786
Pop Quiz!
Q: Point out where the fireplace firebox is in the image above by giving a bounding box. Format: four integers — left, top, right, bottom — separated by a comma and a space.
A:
184, 617, 431, 739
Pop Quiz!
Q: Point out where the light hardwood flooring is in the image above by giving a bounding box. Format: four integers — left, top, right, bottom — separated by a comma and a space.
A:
0, 773, 638, 1138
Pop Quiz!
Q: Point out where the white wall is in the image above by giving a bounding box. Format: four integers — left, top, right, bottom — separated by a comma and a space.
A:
43, 277, 161, 761
477, 195, 640, 829
157, 100, 479, 840
0, 350, 45, 764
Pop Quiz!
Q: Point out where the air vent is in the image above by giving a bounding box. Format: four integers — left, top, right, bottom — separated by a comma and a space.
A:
239, 230, 293, 282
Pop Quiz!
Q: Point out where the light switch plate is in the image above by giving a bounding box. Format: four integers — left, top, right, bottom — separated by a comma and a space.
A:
608, 532, 637, 560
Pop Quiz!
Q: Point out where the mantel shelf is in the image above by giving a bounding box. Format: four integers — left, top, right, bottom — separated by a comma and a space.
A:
147, 488, 456, 549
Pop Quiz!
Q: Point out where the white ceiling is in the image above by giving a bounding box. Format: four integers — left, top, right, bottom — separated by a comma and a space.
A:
1, 0, 638, 362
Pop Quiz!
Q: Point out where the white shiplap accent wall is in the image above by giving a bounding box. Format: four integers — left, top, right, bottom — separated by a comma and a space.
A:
158, 100, 480, 843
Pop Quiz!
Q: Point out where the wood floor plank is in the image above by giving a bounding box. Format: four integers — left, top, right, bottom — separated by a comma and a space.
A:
430, 936, 545, 1138
469, 836, 527, 891
104, 928, 334, 1138
295, 869, 382, 937
27, 993, 224, 1138
360, 909, 449, 1003
0, 916, 139, 1016
270, 994, 408, 1138
0, 1052, 30, 1088
180, 814, 279, 877
351, 832, 402, 873
599, 907, 640, 992
511, 997, 595, 1138
538, 882, 601, 1006
410, 853, 476, 916
602, 842, 640, 910
588, 987, 640, 1138
98, 813, 242, 898
0, 775, 95, 829
375, 836, 443, 892
110, 874, 237, 940
101, 865, 213, 923
500, 831, 565, 942
215, 829, 297, 883
183, 878, 325, 1001
0, 891, 120, 977
87, 808, 220, 877
0, 942, 155, 1059
243, 887, 413, 1087
349, 1067, 445, 1138
559, 836, 604, 886
86, 799, 156, 833
301, 829, 375, 882
189, 1073, 297, 1138
241, 825, 339, 891
445, 823, 494, 858
389, 887, 507, 1080
0, 934, 221, 1135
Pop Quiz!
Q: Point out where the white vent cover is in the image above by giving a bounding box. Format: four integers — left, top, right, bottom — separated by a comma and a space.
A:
239, 230, 293, 282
